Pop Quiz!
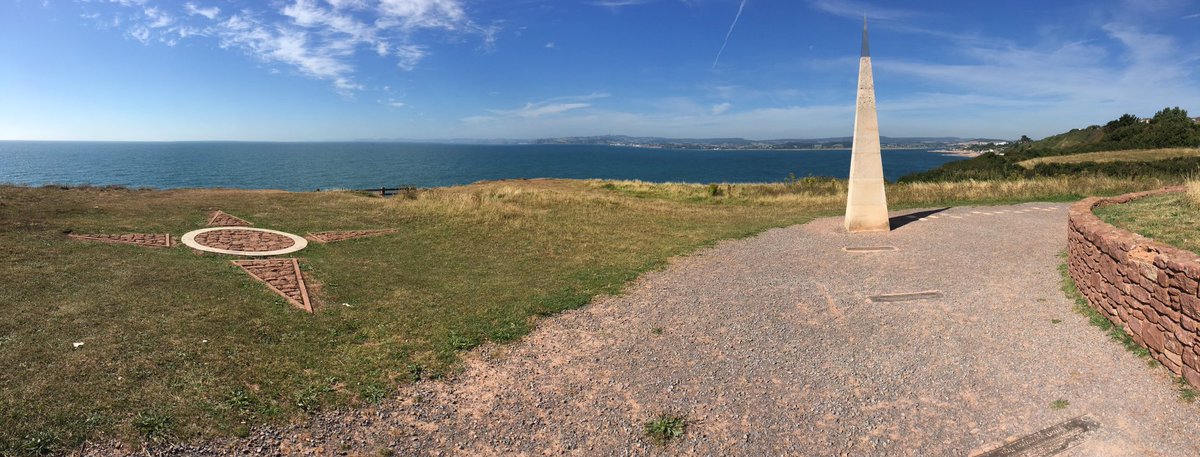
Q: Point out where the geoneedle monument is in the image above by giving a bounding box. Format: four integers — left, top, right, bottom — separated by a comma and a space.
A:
844, 17, 890, 233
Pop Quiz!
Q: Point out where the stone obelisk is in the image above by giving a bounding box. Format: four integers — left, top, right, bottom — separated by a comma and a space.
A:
844, 17, 890, 233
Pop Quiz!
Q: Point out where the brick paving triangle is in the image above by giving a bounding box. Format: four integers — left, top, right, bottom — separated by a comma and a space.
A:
306, 229, 399, 243
231, 258, 313, 313
68, 233, 172, 248
208, 210, 253, 227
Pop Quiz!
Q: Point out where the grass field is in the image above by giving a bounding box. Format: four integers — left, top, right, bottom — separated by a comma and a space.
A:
1094, 183, 1200, 254
0, 176, 1176, 454
1016, 148, 1200, 169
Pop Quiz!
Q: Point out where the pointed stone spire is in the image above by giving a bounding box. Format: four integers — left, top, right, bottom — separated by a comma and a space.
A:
844, 16, 890, 233
861, 14, 870, 57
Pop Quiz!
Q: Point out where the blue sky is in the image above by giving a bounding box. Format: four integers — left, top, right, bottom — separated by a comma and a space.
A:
1, 0, 1198, 141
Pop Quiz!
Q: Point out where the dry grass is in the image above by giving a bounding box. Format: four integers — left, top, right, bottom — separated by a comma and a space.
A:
596, 175, 1172, 208
1095, 189, 1200, 255
1016, 148, 1200, 169
1188, 180, 1200, 206
0, 176, 1173, 454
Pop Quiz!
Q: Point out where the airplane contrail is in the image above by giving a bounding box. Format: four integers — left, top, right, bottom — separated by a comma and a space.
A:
712, 0, 748, 68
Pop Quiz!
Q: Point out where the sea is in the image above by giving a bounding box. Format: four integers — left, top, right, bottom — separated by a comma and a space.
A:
0, 141, 964, 191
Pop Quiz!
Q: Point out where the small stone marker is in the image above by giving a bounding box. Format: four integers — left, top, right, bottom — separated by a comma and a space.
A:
972, 415, 1099, 457
842, 246, 897, 252
868, 290, 943, 303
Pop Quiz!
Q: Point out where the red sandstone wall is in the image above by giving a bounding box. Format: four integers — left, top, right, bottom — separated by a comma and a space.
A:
1066, 186, 1200, 385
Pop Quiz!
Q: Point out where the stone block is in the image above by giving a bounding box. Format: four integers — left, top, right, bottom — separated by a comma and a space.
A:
1183, 294, 1200, 320
1187, 367, 1200, 388
1161, 352, 1182, 373
1142, 324, 1167, 352
1183, 315, 1199, 333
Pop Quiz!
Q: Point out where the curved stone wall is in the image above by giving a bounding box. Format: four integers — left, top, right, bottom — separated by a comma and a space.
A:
1067, 185, 1200, 384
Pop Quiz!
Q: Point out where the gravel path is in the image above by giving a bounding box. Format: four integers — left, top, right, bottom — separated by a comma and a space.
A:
98, 202, 1200, 456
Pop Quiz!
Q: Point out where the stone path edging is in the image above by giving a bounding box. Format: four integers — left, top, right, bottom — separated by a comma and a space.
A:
1067, 185, 1200, 384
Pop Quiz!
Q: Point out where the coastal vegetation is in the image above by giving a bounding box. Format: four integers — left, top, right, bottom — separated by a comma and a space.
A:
902, 107, 1200, 182
0, 176, 1178, 454
1016, 148, 1200, 169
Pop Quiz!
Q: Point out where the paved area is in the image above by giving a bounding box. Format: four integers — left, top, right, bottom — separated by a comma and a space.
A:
306, 229, 398, 243
208, 210, 253, 227
193, 229, 297, 252
67, 233, 172, 248
232, 259, 313, 313
122, 202, 1200, 456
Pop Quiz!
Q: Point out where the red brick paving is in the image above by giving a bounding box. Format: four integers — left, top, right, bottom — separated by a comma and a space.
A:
231, 258, 313, 313
208, 210, 253, 227
306, 229, 398, 243
68, 233, 172, 248
194, 229, 295, 252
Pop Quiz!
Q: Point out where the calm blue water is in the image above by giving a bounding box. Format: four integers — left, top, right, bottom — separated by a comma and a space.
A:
0, 142, 963, 191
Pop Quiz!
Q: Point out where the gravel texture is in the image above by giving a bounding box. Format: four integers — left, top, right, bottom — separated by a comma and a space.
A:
84, 203, 1200, 456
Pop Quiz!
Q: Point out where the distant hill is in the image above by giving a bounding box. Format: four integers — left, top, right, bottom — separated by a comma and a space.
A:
901, 107, 1200, 182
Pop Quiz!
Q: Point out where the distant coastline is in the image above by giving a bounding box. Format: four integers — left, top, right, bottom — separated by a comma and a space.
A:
930, 149, 985, 157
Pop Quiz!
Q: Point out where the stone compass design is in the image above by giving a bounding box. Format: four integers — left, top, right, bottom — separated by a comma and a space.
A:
69, 210, 398, 313
181, 227, 309, 256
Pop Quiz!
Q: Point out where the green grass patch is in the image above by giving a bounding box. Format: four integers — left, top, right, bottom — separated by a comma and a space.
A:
1176, 377, 1200, 403
1058, 257, 1152, 359
1093, 192, 1200, 255
643, 413, 687, 445
1050, 399, 1070, 410
0, 177, 1168, 452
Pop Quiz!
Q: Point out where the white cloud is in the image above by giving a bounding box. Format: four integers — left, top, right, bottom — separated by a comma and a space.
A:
84, 0, 494, 93
377, 0, 468, 30
545, 41, 556, 49
184, 2, 219, 20
710, 102, 732, 115
592, 0, 659, 8
466, 93, 611, 122
142, 6, 173, 28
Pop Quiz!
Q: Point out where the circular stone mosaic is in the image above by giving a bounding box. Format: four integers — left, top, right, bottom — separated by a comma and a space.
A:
181, 227, 308, 256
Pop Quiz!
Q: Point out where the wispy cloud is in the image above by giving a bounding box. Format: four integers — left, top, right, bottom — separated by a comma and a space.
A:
465, 93, 610, 123
807, 0, 921, 21
712, 0, 747, 68
1183, 12, 1200, 19
79, 0, 496, 93
591, 0, 658, 8
710, 102, 732, 115
183, 3, 218, 20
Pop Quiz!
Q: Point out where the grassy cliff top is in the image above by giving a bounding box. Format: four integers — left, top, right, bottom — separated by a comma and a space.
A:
0, 177, 1175, 454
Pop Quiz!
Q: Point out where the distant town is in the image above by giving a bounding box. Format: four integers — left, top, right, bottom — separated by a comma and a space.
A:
528, 135, 1010, 152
